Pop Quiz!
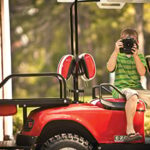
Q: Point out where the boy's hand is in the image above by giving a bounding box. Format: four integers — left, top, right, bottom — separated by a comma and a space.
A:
132, 43, 138, 57
115, 39, 123, 54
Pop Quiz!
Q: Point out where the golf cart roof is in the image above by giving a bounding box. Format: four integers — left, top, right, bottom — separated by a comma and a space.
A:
57, 0, 150, 3
57, 0, 150, 9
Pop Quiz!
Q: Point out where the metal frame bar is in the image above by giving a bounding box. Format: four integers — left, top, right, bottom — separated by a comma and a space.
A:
69, 0, 99, 102
70, 3, 74, 55
74, 0, 78, 56
0, 73, 68, 124
92, 83, 125, 99
0, 73, 67, 99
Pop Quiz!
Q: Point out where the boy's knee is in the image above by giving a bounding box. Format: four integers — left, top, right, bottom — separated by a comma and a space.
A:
129, 95, 138, 102
122, 88, 139, 101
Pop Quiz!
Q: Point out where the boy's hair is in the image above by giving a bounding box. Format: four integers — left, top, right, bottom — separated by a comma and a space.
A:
120, 28, 138, 40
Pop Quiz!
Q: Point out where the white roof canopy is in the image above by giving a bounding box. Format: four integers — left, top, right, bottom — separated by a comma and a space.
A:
108, 0, 150, 2
97, 0, 125, 9
57, 0, 150, 9
57, 0, 150, 3
57, 0, 75, 2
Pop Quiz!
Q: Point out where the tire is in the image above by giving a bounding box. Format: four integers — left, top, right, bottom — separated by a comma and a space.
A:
39, 133, 93, 150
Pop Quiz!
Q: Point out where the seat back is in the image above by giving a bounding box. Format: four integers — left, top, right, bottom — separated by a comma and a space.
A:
57, 53, 96, 81
57, 54, 75, 80
79, 53, 96, 81
0, 105, 17, 116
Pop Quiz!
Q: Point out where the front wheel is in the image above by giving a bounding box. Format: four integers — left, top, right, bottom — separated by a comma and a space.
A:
39, 133, 93, 150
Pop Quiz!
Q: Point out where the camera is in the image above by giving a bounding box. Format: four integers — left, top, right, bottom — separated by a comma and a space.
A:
120, 37, 138, 54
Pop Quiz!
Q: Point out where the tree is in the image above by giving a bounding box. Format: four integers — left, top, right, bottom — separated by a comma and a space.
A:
135, 4, 147, 89
9, 1, 150, 99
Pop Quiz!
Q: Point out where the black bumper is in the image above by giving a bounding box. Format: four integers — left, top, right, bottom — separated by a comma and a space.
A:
16, 133, 37, 146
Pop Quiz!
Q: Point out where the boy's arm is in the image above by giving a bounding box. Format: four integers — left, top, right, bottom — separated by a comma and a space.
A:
134, 55, 146, 76
107, 51, 118, 72
107, 39, 122, 72
132, 45, 146, 76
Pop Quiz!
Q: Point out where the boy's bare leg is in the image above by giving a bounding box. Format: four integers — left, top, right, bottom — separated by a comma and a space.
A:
137, 90, 150, 109
125, 95, 138, 134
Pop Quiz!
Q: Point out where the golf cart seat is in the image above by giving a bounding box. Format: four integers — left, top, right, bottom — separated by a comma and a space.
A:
91, 84, 146, 111
57, 54, 75, 80
91, 98, 145, 111
79, 53, 96, 81
0, 105, 17, 116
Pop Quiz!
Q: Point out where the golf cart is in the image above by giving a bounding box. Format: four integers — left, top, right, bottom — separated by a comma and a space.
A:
0, 0, 150, 149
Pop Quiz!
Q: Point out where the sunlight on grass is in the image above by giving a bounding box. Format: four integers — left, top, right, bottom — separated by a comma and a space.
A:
145, 109, 150, 136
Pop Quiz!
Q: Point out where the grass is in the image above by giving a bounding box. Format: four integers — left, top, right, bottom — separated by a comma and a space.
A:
13, 96, 150, 137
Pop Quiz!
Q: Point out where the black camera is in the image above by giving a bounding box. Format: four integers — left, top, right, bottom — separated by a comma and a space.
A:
120, 37, 138, 54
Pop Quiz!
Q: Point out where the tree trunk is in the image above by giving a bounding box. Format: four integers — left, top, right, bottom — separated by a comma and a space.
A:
135, 4, 147, 89
135, 4, 144, 52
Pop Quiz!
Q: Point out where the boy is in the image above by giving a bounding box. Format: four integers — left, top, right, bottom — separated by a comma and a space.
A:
107, 28, 148, 142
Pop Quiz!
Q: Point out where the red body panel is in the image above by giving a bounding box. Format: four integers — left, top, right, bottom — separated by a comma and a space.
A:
22, 102, 145, 144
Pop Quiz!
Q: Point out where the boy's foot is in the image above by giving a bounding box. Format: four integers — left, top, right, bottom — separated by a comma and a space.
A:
124, 132, 142, 142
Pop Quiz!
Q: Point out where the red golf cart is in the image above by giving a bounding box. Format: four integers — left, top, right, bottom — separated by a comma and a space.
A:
0, 0, 150, 149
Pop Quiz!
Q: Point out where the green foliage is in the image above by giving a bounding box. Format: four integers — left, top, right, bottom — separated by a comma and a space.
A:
9, 1, 150, 98
13, 116, 22, 137
13, 107, 34, 136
